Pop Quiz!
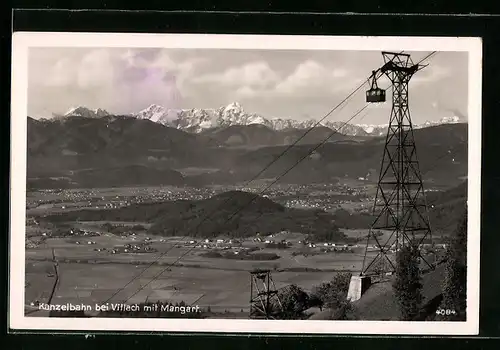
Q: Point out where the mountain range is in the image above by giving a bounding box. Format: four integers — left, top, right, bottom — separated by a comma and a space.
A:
26, 110, 467, 190
54, 102, 463, 137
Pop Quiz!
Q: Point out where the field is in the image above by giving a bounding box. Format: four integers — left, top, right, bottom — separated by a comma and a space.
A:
25, 230, 380, 313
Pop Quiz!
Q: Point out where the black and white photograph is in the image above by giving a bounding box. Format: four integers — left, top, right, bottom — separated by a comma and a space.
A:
9, 33, 481, 334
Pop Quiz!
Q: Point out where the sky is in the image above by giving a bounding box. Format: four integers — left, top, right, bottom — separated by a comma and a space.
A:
28, 48, 468, 125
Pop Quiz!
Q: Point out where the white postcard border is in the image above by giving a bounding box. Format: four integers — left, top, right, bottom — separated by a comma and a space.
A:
9, 32, 482, 335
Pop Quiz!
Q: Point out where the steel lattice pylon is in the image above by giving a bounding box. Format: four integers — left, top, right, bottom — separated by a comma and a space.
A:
362, 52, 434, 276
249, 269, 284, 319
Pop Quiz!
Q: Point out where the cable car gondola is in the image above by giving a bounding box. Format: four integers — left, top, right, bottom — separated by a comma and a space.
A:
366, 70, 386, 103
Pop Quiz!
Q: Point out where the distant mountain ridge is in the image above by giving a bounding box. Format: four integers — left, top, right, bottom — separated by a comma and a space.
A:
26, 113, 467, 189
50, 102, 463, 137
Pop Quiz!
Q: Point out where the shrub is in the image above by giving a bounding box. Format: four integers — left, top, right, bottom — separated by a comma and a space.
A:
310, 272, 352, 311
330, 299, 358, 320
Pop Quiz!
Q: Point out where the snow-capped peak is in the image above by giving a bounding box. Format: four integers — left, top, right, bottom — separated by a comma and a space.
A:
93, 108, 109, 117
55, 102, 465, 137
223, 102, 244, 114
64, 106, 110, 118
137, 104, 168, 117
135, 104, 180, 124
440, 115, 461, 124
422, 115, 461, 128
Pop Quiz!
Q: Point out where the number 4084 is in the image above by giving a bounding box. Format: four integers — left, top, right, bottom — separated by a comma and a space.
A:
436, 309, 457, 316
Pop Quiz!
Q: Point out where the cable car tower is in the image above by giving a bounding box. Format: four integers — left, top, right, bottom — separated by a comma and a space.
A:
361, 51, 434, 276
249, 269, 284, 319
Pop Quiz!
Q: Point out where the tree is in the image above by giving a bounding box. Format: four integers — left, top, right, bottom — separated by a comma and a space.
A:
439, 213, 467, 321
310, 272, 352, 311
276, 284, 310, 319
393, 245, 423, 320
310, 283, 329, 311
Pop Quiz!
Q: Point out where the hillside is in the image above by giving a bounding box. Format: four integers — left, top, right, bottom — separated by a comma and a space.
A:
200, 124, 367, 148
230, 123, 467, 186
366, 123, 467, 147
39, 191, 345, 240
425, 181, 467, 235
344, 181, 467, 236
26, 115, 225, 175
353, 263, 446, 321
201, 124, 279, 147
27, 165, 187, 190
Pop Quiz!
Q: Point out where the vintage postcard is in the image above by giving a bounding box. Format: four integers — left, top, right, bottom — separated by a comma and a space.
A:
10, 32, 481, 334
